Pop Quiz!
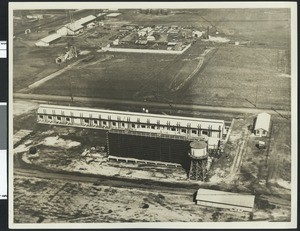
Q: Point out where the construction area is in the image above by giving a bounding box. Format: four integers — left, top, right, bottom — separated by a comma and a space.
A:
12, 7, 292, 224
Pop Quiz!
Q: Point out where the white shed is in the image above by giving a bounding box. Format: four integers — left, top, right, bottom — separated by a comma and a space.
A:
35, 33, 61, 47
254, 112, 271, 137
196, 188, 255, 212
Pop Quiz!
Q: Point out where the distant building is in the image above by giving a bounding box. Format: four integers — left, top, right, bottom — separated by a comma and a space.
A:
254, 112, 271, 137
63, 22, 84, 35
146, 35, 155, 41
76, 15, 97, 27
87, 22, 96, 29
113, 39, 119, 45
106, 12, 122, 18
196, 188, 255, 212
35, 33, 61, 47
135, 40, 148, 45
192, 30, 204, 38
167, 42, 177, 46
138, 27, 153, 37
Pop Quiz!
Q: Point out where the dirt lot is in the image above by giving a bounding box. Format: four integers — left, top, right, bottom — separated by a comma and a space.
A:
14, 175, 256, 223
209, 114, 291, 221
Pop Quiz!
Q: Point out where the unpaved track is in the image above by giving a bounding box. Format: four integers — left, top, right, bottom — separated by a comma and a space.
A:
14, 93, 291, 116
14, 168, 198, 196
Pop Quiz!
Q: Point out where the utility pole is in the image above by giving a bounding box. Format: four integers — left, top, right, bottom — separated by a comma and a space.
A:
69, 75, 74, 103
255, 83, 258, 107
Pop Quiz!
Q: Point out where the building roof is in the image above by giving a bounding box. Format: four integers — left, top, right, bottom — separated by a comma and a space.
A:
254, 112, 271, 131
106, 13, 121, 17
196, 188, 255, 209
38, 104, 225, 130
65, 22, 84, 32
76, 15, 96, 25
40, 33, 61, 43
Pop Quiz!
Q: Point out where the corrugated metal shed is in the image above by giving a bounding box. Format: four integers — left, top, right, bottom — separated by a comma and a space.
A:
254, 112, 271, 132
40, 33, 61, 43
196, 188, 255, 210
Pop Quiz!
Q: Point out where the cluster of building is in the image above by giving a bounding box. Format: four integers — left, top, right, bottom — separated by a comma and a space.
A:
35, 14, 98, 47
109, 24, 206, 52
35, 12, 122, 47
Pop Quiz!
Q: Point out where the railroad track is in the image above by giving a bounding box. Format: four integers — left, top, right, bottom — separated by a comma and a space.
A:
14, 167, 198, 196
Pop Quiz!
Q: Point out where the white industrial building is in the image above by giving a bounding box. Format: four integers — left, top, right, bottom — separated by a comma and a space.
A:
254, 112, 271, 137
196, 188, 255, 212
37, 104, 226, 139
106, 12, 121, 18
76, 15, 97, 27
35, 33, 61, 47
57, 22, 84, 36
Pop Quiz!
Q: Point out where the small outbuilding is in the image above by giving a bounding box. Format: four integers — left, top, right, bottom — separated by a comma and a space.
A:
254, 112, 271, 137
196, 188, 255, 212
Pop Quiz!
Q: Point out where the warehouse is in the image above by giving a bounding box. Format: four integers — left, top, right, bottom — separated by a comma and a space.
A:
57, 22, 84, 36
37, 104, 226, 140
35, 33, 61, 47
76, 15, 97, 27
196, 188, 255, 212
254, 112, 271, 137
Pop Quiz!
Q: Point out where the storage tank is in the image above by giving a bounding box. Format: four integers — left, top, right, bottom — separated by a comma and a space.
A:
189, 141, 207, 159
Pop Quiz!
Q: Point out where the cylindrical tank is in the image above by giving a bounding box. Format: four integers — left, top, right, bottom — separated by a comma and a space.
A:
189, 141, 207, 159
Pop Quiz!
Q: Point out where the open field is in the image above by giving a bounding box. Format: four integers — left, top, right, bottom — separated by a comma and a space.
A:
28, 43, 206, 100
180, 46, 291, 109
120, 8, 290, 48
13, 8, 291, 110
23, 44, 291, 109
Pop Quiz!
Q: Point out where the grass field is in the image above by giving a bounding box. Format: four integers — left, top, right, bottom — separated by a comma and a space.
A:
179, 46, 291, 109
13, 8, 291, 110
120, 8, 290, 48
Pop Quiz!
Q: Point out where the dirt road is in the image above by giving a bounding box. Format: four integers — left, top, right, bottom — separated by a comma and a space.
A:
14, 167, 198, 196
14, 93, 291, 116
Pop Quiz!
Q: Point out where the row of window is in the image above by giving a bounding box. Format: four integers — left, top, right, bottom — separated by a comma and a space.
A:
40, 115, 213, 135
40, 113, 220, 129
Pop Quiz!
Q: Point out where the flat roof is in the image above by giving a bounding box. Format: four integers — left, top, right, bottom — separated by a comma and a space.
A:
254, 112, 271, 131
196, 188, 255, 209
40, 33, 61, 43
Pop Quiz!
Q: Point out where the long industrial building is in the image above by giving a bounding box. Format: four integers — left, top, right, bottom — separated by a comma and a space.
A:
37, 104, 226, 140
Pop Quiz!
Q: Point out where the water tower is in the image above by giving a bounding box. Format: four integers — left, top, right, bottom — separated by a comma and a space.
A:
188, 141, 208, 181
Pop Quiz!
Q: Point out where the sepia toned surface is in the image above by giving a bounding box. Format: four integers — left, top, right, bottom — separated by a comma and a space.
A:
10, 2, 296, 229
